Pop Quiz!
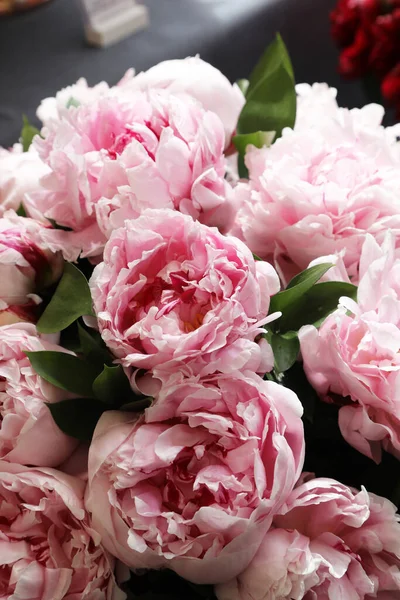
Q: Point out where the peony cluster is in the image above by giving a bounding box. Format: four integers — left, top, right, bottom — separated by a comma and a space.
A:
90, 209, 280, 378
0, 52, 399, 600
300, 233, 400, 463
24, 57, 244, 262
216, 476, 400, 599
86, 371, 305, 584
232, 85, 400, 284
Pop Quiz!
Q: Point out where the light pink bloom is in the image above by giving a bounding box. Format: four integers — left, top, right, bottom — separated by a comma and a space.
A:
216, 477, 400, 600
232, 98, 400, 284
299, 234, 400, 462
0, 210, 62, 326
0, 323, 78, 467
125, 56, 245, 147
27, 89, 234, 261
0, 144, 49, 215
86, 370, 304, 584
90, 209, 280, 377
0, 460, 124, 600
36, 77, 112, 125
295, 83, 341, 129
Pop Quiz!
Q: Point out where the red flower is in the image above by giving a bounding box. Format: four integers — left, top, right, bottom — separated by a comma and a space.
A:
369, 9, 400, 75
381, 63, 400, 118
331, 0, 360, 47
331, 0, 380, 47
338, 27, 372, 78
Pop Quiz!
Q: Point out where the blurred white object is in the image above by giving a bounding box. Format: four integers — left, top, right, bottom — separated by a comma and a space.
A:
81, 0, 149, 47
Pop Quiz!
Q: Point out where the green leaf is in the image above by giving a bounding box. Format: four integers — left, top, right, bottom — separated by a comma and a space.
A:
16, 204, 27, 217
66, 96, 80, 109
286, 263, 333, 290
120, 397, 153, 412
47, 397, 106, 441
236, 79, 250, 96
21, 115, 40, 152
78, 323, 112, 369
278, 281, 358, 332
271, 333, 299, 373
253, 252, 263, 261
92, 364, 133, 405
237, 65, 296, 138
26, 351, 100, 397
233, 131, 275, 155
247, 33, 294, 97
269, 263, 333, 316
36, 262, 94, 333
237, 154, 248, 179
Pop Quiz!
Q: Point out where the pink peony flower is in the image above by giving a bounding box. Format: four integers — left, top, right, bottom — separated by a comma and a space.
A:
299, 233, 400, 462
27, 89, 234, 261
0, 210, 62, 326
295, 82, 341, 130
0, 460, 124, 600
124, 56, 245, 147
0, 323, 78, 467
86, 370, 304, 584
36, 77, 112, 125
216, 476, 400, 600
0, 144, 49, 216
231, 98, 400, 284
90, 209, 280, 377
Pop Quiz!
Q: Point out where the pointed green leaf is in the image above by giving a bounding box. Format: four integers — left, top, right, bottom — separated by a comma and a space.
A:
269, 263, 333, 316
278, 281, 358, 332
286, 263, 333, 290
26, 351, 100, 397
78, 323, 112, 368
36, 262, 94, 333
271, 333, 299, 374
120, 397, 153, 412
92, 364, 133, 406
47, 397, 107, 441
237, 154, 248, 179
237, 65, 296, 138
236, 79, 250, 95
247, 33, 294, 97
233, 131, 275, 155
21, 115, 40, 152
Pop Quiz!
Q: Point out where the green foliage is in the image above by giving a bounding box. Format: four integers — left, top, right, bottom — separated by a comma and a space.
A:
234, 34, 296, 175
92, 364, 133, 405
270, 333, 300, 374
46, 398, 107, 442
265, 264, 358, 376
37, 263, 94, 333
25, 351, 101, 397
20, 115, 40, 151
269, 263, 333, 317
78, 323, 113, 369
277, 281, 358, 332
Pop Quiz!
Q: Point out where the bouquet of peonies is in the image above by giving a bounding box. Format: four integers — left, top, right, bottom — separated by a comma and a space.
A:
1, 35, 400, 600
331, 0, 400, 119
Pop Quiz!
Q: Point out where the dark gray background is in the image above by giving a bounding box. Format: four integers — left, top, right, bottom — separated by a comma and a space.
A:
0, 0, 374, 147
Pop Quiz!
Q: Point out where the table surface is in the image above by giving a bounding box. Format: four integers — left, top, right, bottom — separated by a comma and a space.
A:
0, 0, 373, 147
